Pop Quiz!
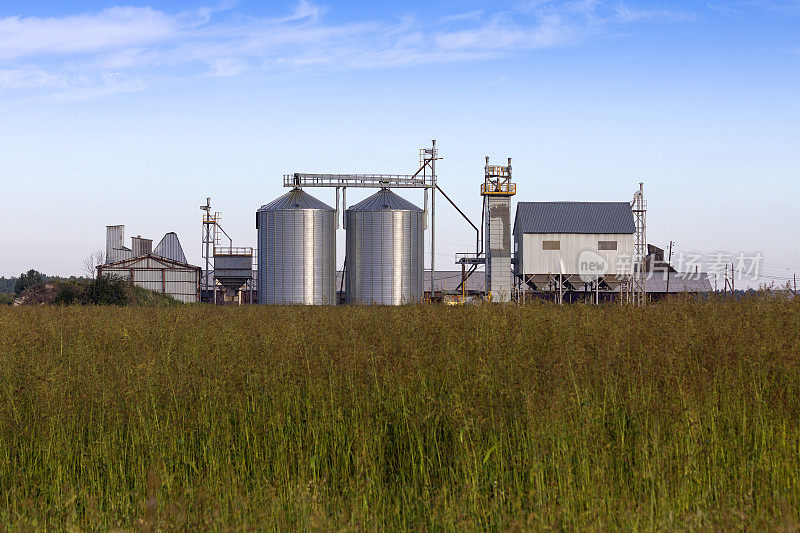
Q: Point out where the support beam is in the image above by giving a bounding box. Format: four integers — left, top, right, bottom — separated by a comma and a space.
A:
436, 184, 480, 256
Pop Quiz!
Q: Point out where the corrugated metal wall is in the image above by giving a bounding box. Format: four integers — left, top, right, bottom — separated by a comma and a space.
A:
345, 209, 424, 305
257, 208, 336, 305
486, 196, 512, 301
131, 237, 152, 257
519, 233, 635, 276
153, 232, 188, 263
98, 256, 200, 303
105, 225, 125, 263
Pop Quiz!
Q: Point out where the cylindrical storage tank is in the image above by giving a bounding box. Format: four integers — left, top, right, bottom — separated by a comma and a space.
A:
345, 188, 424, 305
256, 189, 336, 304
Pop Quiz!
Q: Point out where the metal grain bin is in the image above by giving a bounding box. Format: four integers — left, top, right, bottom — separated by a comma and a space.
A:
256, 189, 336, 305
345, 188, 424, 305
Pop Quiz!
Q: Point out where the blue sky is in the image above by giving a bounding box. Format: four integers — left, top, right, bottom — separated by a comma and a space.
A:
1, 0, 798, 287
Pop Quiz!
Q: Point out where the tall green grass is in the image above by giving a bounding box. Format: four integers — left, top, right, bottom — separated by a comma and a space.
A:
1, 297, 798, 529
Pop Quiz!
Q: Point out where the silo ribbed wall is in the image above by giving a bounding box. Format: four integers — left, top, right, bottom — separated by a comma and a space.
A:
344, 189, 424, 305
256, 189, 336, 305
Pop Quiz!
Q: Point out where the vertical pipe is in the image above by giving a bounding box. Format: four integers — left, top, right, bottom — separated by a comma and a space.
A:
430, 140, 436, 302
335, 187, 340, 230
423, 188, 428, 230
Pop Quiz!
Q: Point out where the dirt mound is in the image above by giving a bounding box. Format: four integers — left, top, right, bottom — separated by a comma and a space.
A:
13, 282, 64, 306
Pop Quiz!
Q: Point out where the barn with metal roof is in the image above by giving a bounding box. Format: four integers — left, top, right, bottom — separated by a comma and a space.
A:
513, 201, 636, 290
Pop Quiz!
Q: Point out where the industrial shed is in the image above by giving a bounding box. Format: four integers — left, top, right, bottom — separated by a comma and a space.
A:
97, 254, 201, 303
643, 272, 713, 296
513, 201, 636, 290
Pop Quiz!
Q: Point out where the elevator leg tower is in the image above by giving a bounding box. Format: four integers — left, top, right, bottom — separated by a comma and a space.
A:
482, 157, 516, 302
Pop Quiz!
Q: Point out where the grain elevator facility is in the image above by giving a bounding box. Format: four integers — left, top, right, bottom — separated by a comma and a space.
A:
264, 141, 439, 305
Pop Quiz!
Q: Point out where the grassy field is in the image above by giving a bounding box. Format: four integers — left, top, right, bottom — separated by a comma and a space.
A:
1, 297, 799, 529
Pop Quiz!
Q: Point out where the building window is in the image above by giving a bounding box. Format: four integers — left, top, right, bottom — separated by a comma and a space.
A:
543, 240, 560, 250
598, 240, 617, 251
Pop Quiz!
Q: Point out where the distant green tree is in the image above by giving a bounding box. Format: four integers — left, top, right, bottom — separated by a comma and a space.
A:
0, 277, 17, 294
14, 270, 47, 294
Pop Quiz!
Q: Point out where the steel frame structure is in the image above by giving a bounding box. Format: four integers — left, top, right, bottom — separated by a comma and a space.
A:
201, 197, 245, 304
519, 273, 629, 304
631, 182, 647, 306
284, 141, 442, 300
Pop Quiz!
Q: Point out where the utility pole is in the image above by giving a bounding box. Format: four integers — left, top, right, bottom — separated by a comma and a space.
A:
666, 240, 673, 295
794, 273, 797, 297
723, 264, 728, 297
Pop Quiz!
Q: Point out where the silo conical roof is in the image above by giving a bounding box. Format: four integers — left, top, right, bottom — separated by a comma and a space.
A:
347, 188, 423, 212
259, 188, 334, 211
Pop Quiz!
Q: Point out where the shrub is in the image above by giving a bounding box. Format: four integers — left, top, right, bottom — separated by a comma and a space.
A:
80, 275, 129, 305
53, 283, 81, 305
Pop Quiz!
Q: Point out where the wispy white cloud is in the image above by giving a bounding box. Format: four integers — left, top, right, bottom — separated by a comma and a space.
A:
743, 0, 800, 12
0, 67, 64, 89
0, 7, 190, 60
439, 11, 485, 24
0, 1, 693, 97
612, 5, 696, 23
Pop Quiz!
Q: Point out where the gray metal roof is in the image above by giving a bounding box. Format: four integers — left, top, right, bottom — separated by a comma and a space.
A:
100, 253, 199, 270
347, 188, 422, 212
259, 188, 334, 211
514, 202, 635, 235
643, 272, 713, 293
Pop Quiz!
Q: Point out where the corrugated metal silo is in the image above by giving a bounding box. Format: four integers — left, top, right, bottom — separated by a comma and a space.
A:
345, 188, 424, 305
256, 188, 336, 305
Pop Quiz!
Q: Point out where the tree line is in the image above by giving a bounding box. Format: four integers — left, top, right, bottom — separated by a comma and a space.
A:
0, 270, 88, 296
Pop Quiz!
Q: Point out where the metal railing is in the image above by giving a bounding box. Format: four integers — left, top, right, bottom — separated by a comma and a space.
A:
455, 252, 485, 264
284, 173, 435, 189
214, 246, 254, 256
480, 182, 516, 195
485, 165, 510, 178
